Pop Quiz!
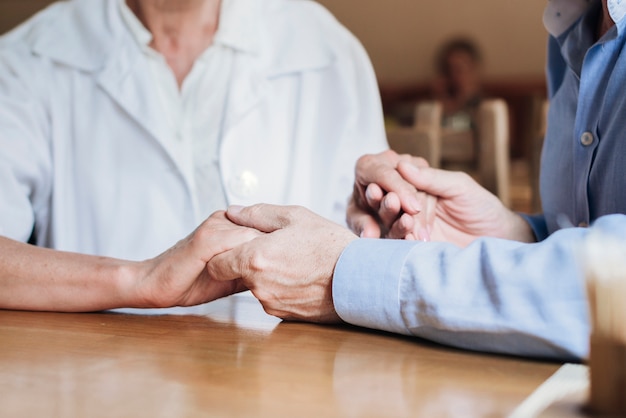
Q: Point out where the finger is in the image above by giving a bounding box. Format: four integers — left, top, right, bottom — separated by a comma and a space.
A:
364, 183, 384, 212
346, 206, 382, 238
355, 152, 422, 214
226, 204, 304, 233
184, 219, 262, 265
397, 162, 469, 199
206, 245, 247, 282
377, 192, 403, 231
199, 277, 248, 303
404, 190, 436, 242
387, 212, 415, 239
410, 155, 431, 169
424, 193, 437, 238
347, 184, 385, 237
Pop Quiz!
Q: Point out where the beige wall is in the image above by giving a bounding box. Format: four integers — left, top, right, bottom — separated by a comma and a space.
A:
316, 1, 549, 85
0, 0, 54, 35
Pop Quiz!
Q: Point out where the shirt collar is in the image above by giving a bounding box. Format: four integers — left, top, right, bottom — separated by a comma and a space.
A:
543, 0, 626, 37
119, 0, 152, 52
118, 0, 260, 54
608, 0, 626, 23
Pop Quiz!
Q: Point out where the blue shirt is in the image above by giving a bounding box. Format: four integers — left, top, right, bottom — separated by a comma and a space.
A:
333, 0, 626, 360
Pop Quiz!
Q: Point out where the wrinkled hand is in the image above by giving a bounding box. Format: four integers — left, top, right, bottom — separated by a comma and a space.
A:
207, 204, 358, 323
347, 150, 436, 240
393, 162, 536, 246
132, 211, 262, 308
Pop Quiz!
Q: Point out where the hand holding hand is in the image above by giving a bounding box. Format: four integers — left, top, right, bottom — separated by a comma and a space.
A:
347, 150, 436, 240
207, 204, 358, 323
130, 211, 262, 308
393, 162, 536, 246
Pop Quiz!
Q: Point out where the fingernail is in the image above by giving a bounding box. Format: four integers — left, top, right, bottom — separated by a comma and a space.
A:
417, 228, 431, 242
404, 163, 420, 175
228, 205, 244, 215
407, 197, 421, 214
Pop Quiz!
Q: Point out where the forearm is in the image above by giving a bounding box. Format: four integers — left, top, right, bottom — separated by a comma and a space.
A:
0, 236, 138, 312
334, 222, 593, 360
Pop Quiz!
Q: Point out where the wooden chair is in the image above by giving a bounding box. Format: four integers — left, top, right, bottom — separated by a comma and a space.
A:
410, 99, 511, 207
386, 100, 442, 168
386, 126, 441, 168
414, 100, 443, 130
475, 98, 511, 207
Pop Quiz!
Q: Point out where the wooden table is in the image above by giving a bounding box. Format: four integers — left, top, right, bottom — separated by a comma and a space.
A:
0, 294, 563, 417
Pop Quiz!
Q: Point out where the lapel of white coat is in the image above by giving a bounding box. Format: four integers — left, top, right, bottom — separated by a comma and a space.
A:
94, 43, 176, 161
220, 0, 336, 138
30, 0, 191, 183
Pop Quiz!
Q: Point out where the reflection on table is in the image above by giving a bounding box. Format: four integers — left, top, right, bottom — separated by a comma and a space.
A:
0, 294, 562, 417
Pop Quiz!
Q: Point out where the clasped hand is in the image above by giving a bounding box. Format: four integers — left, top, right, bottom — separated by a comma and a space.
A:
347, 150, 534, 247
199, 150, 534, 323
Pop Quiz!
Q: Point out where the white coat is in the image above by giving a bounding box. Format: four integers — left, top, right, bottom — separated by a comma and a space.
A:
0, 0, 387, 260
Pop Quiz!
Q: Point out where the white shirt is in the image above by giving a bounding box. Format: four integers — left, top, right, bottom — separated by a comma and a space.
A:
544, 0, 626, 37
120, 0, 239, 217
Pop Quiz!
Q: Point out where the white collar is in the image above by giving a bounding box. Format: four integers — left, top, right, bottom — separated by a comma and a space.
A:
119, 0, 260, 54
543, 0, 626, 37
608, 0, 626, 24
27, 0, 333, 77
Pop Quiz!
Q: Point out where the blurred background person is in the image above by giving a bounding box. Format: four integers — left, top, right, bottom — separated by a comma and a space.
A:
430, 36, 484, 132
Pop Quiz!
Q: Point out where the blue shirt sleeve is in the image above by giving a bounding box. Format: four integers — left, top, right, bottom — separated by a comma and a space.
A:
546, 35, 568, 99
332, 215, 626, 360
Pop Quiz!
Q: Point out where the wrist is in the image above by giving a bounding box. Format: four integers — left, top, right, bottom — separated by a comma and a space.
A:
114, 260, 148, 309
505, 212, 536, 243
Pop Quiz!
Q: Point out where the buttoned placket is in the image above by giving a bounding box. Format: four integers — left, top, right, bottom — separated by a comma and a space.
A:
572, 31, 620, 227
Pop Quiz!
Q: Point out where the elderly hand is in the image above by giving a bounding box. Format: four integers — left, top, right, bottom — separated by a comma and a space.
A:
347, 150, 436, 240
132, 211, 262, 308
207, 204, 358, 323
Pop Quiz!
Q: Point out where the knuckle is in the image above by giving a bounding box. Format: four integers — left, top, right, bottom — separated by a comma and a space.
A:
356, 153, 376, 170
247, 250, 270, 273
381, 149, 398, 160
192, 221, 214, 243
246, 203, 266, 219
414, 156, 430, 168
457, 171, 473, 183
277, 205, 307, 226
290, 205, 309, 219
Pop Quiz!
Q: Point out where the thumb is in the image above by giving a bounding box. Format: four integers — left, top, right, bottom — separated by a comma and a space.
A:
347, 211, 382, 238
396, 162, 467, 199
226, 203, 294, 233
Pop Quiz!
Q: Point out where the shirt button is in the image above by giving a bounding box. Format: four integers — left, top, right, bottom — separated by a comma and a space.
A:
580, 131, 594, 147
229, 170, 259, 198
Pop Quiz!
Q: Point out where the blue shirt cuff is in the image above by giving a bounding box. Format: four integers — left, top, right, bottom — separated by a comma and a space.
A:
333, 238, 421, 335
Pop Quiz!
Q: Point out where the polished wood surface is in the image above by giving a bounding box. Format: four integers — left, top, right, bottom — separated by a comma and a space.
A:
0, 294, 562, 417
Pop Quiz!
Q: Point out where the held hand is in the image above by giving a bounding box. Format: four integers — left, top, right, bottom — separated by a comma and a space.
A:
347, 150, 435, 240
130, 211, 262, 308
207, 204, 358, 323
395, 162, 536, 246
